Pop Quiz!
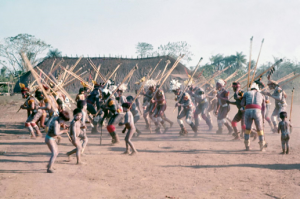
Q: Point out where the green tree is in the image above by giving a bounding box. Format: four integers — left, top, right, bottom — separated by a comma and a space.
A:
136, 42, 153, 58
47, 48, 62, 58
209, 54, 224, 71
155, 41, 193, 63
0, 33, 51, 73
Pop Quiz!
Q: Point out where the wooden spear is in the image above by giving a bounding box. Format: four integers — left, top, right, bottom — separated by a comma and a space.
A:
104, 64, 121, 85
63, 71, 88, 88
63, 57, 82, 83
247, 36, 253, 91
289, 87, 294, 133
60, 66, 93, 90
198, 64, 233, 88
149, 59, 162, 77
22, 53, 71, 140
172, 56, 201, 112
88, 59, 106, 82
250, 39, 264, 86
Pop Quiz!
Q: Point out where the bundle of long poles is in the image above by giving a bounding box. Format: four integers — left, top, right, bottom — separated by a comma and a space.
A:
172, 57, 202, 112
21, 53, 71, 140
151, 55, 185, 102
198, 64, 233, 88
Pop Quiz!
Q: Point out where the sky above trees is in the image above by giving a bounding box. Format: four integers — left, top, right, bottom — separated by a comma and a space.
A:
0, 0, 299, 67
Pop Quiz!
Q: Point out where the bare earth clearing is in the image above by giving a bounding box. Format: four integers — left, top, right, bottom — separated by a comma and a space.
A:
1, 95, 300, 199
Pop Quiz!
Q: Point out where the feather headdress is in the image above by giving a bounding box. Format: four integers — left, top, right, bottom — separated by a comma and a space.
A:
169, 79, 181, 91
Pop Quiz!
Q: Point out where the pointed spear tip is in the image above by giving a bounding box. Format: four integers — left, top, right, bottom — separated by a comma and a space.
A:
262, 38, 265, 42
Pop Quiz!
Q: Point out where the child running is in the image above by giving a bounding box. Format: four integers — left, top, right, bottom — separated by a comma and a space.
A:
45, 111, 70, 173
278, 111, 292, 154
67, 108, 86, 164
119, 102, 138, 155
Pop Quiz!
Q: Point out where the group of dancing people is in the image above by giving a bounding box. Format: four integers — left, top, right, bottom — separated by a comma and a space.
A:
18, 71, 292, 173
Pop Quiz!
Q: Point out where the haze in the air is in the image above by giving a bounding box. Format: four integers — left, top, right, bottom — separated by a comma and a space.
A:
0, 0, 299, 66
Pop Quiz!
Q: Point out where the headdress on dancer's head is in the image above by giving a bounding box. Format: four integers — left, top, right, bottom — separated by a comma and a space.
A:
216, 79, 225, 87
81, 81, 89, 88
117, 83, 127, 92
92, 80, 100, 88
144, 79, 157, 90
183, 78, 193, 86
101, 88, 112, 98
169, 79, 181, 91
19, 83, 29, 93
135, 76, 146, 85
250, 82, 260, 91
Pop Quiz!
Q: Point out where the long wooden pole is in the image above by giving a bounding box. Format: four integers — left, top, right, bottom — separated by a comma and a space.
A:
250, 39, 264, 86
247, 36, 253, 91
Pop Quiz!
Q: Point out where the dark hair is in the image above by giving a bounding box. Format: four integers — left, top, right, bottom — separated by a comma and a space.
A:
279, 111, 287, 119
126, 95, 134, 102
57, 98, 63, 105
59, 111, 70, 121
77, 100, 86, 110
122, 102, 131, 109
73, 108, 82, 116
79, 88, 84, 94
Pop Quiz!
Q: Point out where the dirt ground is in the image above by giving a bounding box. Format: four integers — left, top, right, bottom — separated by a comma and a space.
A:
1, 94, 300, 199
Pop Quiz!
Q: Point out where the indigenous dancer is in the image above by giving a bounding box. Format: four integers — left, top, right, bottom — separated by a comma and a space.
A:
116, 83, 128, 105
76, 100, 89, 154
126, 95, 142, 136
119, 102, 138, 155
101, 88, 121, 144
255, 78, 274, 132
150, 88, 168, 134
142, 79, 156, 129
193, 86, 213, 131
67, 108, 85, 164
215, 79, 233, 134
45, 111, 70, 173
170, 79, 197, 136
241, 83, 267, 151
266, 80, 287, 133
227, 82, 245, 139
86, 82, 101, 133
205, 81, 217, 126
19, 83, 43, 138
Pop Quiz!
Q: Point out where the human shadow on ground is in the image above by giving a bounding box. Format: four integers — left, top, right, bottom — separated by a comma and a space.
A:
164, 163, 300, 170
108, 147, 262, 155
0, 122, 28, 135
0, 159, 47, 163
0, 142, 45, 145
0, 169, 45, 173
2, 152, 49, 157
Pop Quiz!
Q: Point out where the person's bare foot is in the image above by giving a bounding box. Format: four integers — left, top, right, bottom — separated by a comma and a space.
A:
76, 162, 86, 165
123, 151, 130, 155
130, 151, 138, 156
66, 153, 71, 162
47, 169, 54, 173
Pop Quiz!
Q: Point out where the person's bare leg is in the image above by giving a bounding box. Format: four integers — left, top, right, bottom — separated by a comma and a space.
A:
46, 138, 58, 173
31, 122, 42, 137
126, 129, 137, 155
80, 132, 88, 154
124, 141, 130, 154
